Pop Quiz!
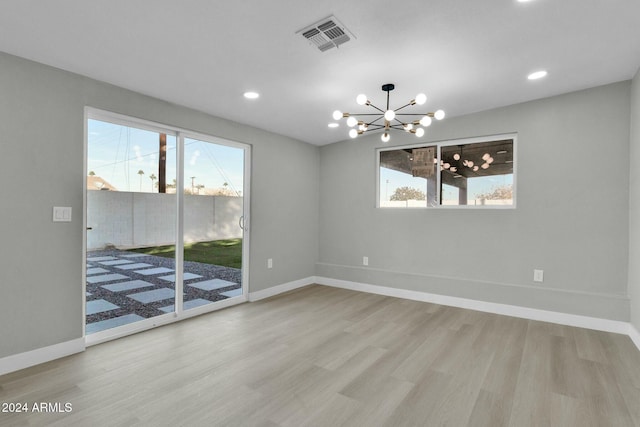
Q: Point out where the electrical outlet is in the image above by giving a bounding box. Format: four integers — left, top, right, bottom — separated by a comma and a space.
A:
363, 256, 369, 266
533, 269, 544, 282
267, 258, 273, 269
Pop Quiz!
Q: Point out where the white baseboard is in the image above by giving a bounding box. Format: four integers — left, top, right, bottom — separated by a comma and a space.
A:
0, 338, 85, 377
248, 276, 315, 302
314, 276, 633, 337
253, 276, 640, 352
3, 278, 638, 377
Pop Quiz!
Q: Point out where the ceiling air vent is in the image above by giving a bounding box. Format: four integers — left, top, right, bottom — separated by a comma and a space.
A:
297, 16, 354, 52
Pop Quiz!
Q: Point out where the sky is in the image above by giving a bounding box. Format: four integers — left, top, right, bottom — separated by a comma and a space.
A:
87, 119, 244, 194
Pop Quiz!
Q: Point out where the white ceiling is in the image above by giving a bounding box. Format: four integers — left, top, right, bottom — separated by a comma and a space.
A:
1, 0, 639, 146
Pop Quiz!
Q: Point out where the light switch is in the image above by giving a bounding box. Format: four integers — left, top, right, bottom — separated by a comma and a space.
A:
53, 207, 72, 222
533, 269, 544, 282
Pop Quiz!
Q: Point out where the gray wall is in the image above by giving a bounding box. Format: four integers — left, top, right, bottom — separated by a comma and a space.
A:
318, 81, 631, 321
0, 52, 319, 359
630, 68, 640, 331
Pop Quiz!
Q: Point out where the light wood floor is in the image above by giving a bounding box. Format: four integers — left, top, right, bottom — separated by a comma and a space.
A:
1, 285, 640, 426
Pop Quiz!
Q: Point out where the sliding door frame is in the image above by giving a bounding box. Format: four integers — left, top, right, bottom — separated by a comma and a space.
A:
83, 107, 251, 346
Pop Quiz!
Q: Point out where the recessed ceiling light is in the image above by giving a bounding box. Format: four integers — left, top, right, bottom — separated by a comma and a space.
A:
528, 70, 548, 80
243, 91, 259, 99
328, 123, 339, 128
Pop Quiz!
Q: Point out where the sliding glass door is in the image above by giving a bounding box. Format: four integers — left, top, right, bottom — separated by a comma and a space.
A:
85, 120, 178, 335
181, 137, 245, 312
85, 110, 249, 341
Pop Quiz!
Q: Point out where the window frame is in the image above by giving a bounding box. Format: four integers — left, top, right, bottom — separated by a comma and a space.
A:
375, 133, 517, 209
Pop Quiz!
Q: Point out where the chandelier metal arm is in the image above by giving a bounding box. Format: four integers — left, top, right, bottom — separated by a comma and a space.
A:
393, 102, 414, 112
365, 103, 386, 114
391, 117, 405, 127
364, 118, 386, 128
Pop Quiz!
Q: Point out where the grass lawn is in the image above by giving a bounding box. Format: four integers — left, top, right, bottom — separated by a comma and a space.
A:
128, 239, 242, 269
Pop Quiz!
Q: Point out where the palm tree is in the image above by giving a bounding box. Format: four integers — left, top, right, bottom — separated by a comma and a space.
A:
137, 170, 145, 192
149, 173, 157, 192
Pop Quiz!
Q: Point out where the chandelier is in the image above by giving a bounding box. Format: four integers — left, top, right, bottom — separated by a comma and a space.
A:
332, 83, 445, 142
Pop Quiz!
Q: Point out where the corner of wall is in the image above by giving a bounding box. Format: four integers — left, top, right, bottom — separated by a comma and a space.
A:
629, 67, 640, 331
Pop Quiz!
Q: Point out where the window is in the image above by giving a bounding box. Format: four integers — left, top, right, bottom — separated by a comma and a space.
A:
377, 135, 516, 208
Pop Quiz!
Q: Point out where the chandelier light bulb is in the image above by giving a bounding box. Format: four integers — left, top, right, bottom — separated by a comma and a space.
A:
332, 110, 343, 121
349, 129, 358, 139
434, 110, 445, 120
381, 132, 390, 143
404, 123, 413, 132
443, 163, 450, 169
384, 109, 396, 121
347, 116, 358, 127
481, 163, 489, 169
356, 94, 368, 105
467, 161, 474, 167
453, 153, 460, 161
482, 153, 490, 161
415, 128, 425, 137
359, 123, 367, 131
415, 93, 427, 105
473, 166, 479, 171
419, 116, 432, 127
450, 167, 457, 172
487, 156, 494, 164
